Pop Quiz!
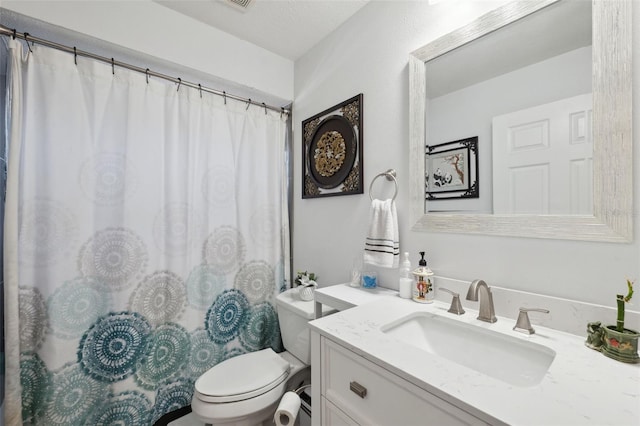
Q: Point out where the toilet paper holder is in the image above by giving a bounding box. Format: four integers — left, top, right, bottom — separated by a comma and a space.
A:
274, 384, 312, 426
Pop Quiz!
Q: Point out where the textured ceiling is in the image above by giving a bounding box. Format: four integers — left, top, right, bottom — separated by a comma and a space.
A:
155, 0, 370, 60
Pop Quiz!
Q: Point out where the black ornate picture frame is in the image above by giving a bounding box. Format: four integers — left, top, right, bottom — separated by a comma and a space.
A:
426, 136, 479, 200
302, 94, 363, 198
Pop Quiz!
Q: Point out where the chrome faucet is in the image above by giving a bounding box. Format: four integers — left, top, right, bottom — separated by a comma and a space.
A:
465, 279, 497, 323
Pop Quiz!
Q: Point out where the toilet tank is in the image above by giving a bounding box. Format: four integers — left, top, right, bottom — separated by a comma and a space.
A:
275, 288, 334, 364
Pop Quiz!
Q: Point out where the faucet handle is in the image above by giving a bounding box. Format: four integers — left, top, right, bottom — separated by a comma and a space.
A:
439, 288, 465, 315
513, 307, 550, 335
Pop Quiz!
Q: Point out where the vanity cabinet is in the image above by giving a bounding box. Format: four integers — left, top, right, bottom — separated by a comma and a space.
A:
312, 333, 488, 426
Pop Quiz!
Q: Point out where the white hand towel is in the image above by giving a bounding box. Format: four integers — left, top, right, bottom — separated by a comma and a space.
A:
364, 199, 399, 268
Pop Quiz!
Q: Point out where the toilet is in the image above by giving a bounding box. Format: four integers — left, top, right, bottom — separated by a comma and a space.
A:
191, 287, 331, 426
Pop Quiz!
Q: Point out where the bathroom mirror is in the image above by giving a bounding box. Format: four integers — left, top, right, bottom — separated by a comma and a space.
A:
409, 0, 632, 242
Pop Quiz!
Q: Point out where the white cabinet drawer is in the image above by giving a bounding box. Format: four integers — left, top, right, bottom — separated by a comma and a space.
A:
321, 396, 359, 426
321, 338, 487, 426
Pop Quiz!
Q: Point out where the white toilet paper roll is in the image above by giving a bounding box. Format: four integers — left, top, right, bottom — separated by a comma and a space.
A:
274, 391, 301, 426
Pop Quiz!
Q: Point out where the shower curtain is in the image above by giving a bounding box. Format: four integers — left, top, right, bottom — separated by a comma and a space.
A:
3, 39, 289, 425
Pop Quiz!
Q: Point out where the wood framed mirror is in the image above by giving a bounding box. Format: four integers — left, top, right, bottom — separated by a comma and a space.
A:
409, 0, 632, 242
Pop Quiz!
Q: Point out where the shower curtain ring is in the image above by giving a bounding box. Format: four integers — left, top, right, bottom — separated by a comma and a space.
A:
176, 78, 182, 91
223, 91, 227, 105
12, 29, 16, 40
111, 58, 115, 75
24, 33, 33, 53
262, 103, 267, 115
199, 84, 203, 98
246, 99, 252, 110
145, 68, 150, 84
73, 47, 77, 65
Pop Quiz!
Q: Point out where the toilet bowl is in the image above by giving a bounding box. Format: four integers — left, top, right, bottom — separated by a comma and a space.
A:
191, 287, 332, 426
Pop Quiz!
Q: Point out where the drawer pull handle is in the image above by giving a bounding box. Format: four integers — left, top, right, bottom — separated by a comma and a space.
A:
349, 381, 367, 398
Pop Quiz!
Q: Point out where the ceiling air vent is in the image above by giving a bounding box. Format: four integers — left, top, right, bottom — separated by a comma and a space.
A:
225, 0, 254, 11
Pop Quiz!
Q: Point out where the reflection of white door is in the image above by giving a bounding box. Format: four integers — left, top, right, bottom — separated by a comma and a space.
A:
492, 94, 592, 215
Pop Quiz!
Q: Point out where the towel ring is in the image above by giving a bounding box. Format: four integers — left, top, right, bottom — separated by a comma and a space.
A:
369, 169, 398, 201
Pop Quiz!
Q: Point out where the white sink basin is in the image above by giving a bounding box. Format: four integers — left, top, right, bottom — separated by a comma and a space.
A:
381, 312, 556, 387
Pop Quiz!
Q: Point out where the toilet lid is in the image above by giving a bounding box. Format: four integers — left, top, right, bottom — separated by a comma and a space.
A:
195, 348, 290, 403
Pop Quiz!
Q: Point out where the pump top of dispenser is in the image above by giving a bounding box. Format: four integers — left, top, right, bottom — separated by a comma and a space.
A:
412, 251, 433, 277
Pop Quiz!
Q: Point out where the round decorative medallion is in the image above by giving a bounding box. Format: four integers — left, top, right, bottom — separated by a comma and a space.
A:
307, 115, 357, 189
315, 131, 346, 177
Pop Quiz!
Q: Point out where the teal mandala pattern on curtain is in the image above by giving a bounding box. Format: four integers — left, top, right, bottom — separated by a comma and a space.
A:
84, 390, 152, 426
206, 289, 250, 344
134, 323, 191, 390
153, 203, 203, 256
152, 379, 195, 424
78, 311, 152, 382
19, 287, 48, 352
42, 362, 108, 425
186, 264, 227, 310
79, 153, 138, 206
223, 346, 248, 361
129, 271, 187, 326
47, 277, 111, 339
187, 329, 224, 379
202, 166, 235, 207
20, 353, 52, 424
77, 227, 149, 291
18, 198, 78, 267
240, 302, 280, 352
203, 226, 246, 274
234, 261, 276, 305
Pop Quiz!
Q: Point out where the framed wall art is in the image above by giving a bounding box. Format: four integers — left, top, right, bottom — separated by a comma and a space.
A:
302, 94, 363, 198
426, 136, 479, 200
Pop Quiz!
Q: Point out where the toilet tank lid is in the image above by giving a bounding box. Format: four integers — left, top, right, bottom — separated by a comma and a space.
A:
195, 348, 289, 400
275, 288, 316, 319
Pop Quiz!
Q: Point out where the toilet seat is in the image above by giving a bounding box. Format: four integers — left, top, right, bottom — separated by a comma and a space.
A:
195, 348, 290, 403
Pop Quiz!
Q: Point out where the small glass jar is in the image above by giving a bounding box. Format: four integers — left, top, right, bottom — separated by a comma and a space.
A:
361, 271, 378, 289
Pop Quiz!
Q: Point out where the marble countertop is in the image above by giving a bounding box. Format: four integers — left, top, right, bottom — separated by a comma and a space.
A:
309, 291, 640, 426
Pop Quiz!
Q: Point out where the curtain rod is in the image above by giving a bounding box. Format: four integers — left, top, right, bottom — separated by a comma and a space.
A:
0, 24, 291, 116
